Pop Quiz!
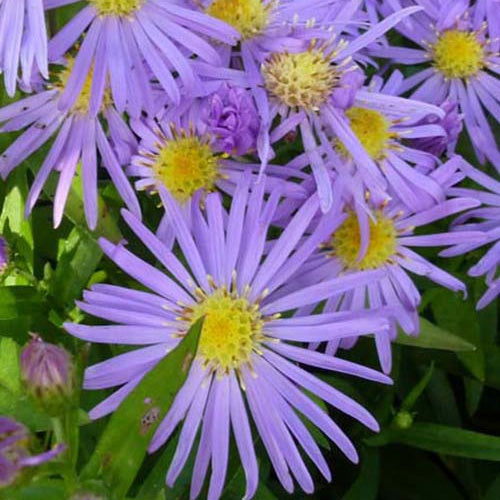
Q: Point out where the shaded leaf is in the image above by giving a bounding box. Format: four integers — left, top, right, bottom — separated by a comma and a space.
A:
366, 423, 500, 460
395, 317, 476, 352
0, 170, 34, 270
431, 290, 484, 380
342, 447, 379, 500
50, 227, 102, 307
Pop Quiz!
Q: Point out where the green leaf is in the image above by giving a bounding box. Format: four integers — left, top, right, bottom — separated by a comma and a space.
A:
3, 480, 67, 500
0, 337, 51, 431
430, 290, 484, 380
135, 430, 181, 499
0, 286, 43, 321
0, 336, 21, 397
485, 473, 500, 500
50, 227, 102, 307
81, 318, 202, 498
394, 317, 475, 352
0, 286, 48, 344
42, 166, 122, 244
464, 378, 483, 417
366, 423, 500, 460
342, 448, 379, 500
0, 170, 34, 270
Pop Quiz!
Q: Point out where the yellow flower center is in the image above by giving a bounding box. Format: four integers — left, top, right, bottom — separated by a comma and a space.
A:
206, 0, 271, 39
433, 30, 484, 79
152, 134, 220, 203
262, 49, 338, 110
331, 211, 397, 270
89, 0, 143, 16
190, 289, 263, 372
338, 107, 393, 160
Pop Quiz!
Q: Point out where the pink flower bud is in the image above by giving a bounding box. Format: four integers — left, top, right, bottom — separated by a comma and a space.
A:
20, 335, 74, 415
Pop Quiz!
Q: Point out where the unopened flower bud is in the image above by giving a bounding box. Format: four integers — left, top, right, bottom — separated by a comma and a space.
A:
201, 83, 260, 156
393, 410, 414, 430
20, 335, 74, 415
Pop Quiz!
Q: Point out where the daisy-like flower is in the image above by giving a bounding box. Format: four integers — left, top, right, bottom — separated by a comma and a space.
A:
441, 161, 500, 309
328, 72, 451, 212
240, 6, 420, 210
0, 0, 48, 96
373, 0, 500, 168
0, 62, 140, 229
66, 180, 394, 499
0, 416, 65, 488
128, 92, 307, 243
45, 0, 239, 116
199, 1, 420, 207
295, 156, 482, 373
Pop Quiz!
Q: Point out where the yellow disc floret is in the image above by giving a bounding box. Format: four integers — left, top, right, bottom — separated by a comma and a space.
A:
191, 288, 263, 372
152, 134, 220, 203
338, 107, 393, 160
206, 0, 271, 39
262, 49, 338, 110
89, 0, 143, 16
331, 211, 397, 270
433, 30, 484, 79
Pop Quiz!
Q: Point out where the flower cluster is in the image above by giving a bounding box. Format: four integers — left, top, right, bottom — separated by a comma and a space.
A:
0, 0, 498, 498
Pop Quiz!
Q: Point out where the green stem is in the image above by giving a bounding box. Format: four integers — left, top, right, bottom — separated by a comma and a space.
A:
51, 417, 64, 445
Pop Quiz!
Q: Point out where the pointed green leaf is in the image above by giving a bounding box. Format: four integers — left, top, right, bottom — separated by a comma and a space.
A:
431, 290, 484, 380
81, 318, 202, 498
42, 166, 122, 243
394, 317, 475, 352
342, 448, 379, 500
50, 227, 102, 307
366, 423, 500, 460
0, 170, 34, 270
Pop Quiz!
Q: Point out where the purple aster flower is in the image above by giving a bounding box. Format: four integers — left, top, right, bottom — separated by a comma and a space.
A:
441, 161, 500, 309
45, 0, 239, 116
0, 416, 65, 488
20, 335, 74, 415
318, 72, 452, 212
200, 83, 260, 156
373, 0, 500, 169
292, 156, 483, 373
0, 0, 48, 96
65, 179, 394, 499
128, 98, 307, 244
0, 65, 140, 229
199, 1, 419, 208
237, 6, 420, 211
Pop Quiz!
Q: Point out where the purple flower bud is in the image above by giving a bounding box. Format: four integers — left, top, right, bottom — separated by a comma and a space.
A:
409, 100, 463, 157
0, 416, 64, 487
20, 336, 74, 415
202, 83, 260, 156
